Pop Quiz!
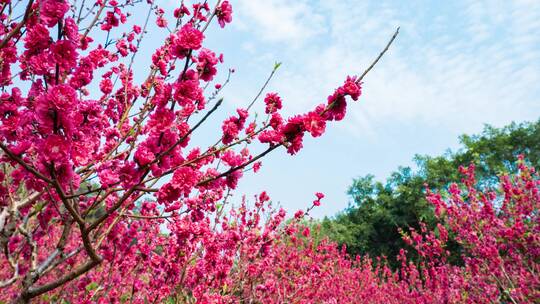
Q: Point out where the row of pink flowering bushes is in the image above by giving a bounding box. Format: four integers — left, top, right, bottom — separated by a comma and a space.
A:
194, 161, 539, 304
0, 0, 538, 302
163, 161, 538, 304
3, 161, 537, 303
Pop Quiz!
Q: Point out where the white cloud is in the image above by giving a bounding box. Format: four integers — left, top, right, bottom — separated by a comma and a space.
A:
230, 0, 540, 138
234, 0, 327, 46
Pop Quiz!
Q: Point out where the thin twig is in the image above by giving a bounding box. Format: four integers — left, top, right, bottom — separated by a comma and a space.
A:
0, 0, 34, 49
0, 143, 52, 183
357, 27, 400, 83
247, 62, 281, 110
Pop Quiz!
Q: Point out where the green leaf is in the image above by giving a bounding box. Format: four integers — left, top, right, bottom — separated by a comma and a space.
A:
85, 282, 99, 292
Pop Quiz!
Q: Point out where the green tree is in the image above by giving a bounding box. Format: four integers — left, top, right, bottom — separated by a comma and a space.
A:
316, 120, 540, 267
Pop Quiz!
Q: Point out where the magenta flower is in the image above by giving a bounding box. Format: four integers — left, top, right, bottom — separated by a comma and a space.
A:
264, 92, 283, 114
216, 1, 233, 28
170, 24, 205, 59
39, 0, 70, 27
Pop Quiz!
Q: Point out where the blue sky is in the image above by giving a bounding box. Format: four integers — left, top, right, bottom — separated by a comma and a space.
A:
153, 0, 540, 218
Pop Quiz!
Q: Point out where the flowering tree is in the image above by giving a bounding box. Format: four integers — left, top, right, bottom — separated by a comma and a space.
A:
0, 0, 400, 302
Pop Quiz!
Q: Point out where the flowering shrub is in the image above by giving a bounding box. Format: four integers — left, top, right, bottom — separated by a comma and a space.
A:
0, 0, 401, 302
419, 160, 540, 303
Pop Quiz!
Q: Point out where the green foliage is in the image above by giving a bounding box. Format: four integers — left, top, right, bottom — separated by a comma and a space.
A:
317, 120, 540, 267
417, 120, 540, 188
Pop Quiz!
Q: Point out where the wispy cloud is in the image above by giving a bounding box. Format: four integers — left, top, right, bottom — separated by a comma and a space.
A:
231, 0, 540, 138
234, 0, 327, 46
